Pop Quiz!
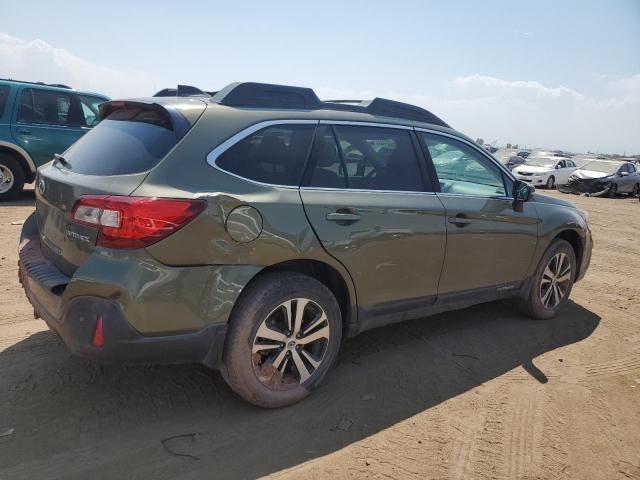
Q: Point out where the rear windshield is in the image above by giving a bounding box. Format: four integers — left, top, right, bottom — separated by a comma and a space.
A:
62, 107, 177, 176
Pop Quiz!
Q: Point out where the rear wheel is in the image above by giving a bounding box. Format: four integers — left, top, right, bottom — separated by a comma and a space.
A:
545, 175, 555, 189
221, 271, 342, 408
632, 183, 639, 198
518, 239, 576, 320
0, 154, 25, 202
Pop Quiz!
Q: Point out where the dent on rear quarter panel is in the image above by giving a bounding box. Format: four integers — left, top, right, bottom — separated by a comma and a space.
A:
64, 249, 261, 334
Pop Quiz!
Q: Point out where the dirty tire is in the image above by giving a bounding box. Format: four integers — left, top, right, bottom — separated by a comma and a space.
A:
517, 239, 576, 320
545, 176, 555, 189
632, 183, 639, 198
221, 271, 342, 408
0, 154, 25, 202
608, 183, 618, 198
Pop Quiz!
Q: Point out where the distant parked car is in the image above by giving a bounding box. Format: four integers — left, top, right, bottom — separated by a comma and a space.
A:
0, 79, 109, 200
513, 157, 578, 188
493, 149, 526, 170
506, 156, 527, 170
516, 151, 530, 159
560, 161, 640, 197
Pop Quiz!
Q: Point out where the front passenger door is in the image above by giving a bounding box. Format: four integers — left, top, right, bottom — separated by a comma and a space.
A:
418, 132, 539, 296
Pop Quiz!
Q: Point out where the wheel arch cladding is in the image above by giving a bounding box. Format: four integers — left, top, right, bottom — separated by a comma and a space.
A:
251, 259, 354, 337
553, 230, 582, 278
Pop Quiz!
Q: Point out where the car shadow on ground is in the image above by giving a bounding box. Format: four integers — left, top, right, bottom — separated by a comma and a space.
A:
2, 187, 35, 207
0, 300, 600, 480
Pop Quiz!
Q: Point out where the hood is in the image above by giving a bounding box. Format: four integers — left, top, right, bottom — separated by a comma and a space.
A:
572, 169, 610, 180
531, 192, 577, 209
515, 165, 551, 174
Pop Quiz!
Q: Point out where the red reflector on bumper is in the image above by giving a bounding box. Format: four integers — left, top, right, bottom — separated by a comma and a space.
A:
92, 316, 104, 348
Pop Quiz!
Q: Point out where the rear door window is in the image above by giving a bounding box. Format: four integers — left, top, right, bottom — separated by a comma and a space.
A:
306, 125, 347, 188
0, 86, 9, 118
61, 106, 178, 175
17, 88, 83, 126
333, 125, 425, 191
216, 124, 316, 186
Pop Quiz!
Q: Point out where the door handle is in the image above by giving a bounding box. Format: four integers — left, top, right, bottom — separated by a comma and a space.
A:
326, 210, 360, 223
448, 215, 472, 226
17, 128, 31, 134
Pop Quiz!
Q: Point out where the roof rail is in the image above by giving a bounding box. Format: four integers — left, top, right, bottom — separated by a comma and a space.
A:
153, 85, 216, 98
0, 78, 71, 89
211, 82, 450, 127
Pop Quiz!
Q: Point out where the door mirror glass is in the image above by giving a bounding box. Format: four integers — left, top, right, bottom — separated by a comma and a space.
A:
620, 171, 629, 176
513, 180, 533, 202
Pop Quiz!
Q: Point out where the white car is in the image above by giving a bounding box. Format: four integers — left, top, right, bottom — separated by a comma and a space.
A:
513, 157, 578, 188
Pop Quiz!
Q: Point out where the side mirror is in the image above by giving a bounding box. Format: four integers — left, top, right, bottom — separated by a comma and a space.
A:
620, 171, 629, 177
512, 180, 533, 212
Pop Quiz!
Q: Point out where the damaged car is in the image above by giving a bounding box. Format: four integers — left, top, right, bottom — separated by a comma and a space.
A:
559, 160, 640, 197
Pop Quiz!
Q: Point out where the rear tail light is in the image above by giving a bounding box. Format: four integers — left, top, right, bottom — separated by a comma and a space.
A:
71, 195, 207, 249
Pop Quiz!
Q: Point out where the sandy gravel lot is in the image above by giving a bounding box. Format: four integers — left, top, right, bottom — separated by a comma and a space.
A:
0, 187, 638, 480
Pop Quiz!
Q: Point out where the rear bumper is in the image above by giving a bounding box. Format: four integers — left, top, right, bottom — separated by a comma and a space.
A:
18, 214, 227, 368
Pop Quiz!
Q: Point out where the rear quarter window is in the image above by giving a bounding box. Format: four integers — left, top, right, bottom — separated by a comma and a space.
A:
62, 106, 178, 176
215, 124, 316, 186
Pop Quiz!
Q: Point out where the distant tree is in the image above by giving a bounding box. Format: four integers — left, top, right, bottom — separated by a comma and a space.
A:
475, 138, 484, 145
506, 143, 512, 149
512, 144, 519, 149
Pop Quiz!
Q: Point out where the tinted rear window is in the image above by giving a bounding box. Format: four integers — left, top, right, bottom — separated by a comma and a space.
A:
0, 86, 9, 117
62, 108, 177, 176
216, 124, 315, 185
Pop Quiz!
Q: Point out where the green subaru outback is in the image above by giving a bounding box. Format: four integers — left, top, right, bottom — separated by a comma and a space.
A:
19, 82, 592, 407
0, 78, 109, 200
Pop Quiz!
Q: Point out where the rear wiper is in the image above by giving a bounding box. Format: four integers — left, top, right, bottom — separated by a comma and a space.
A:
53, 153, 71, 169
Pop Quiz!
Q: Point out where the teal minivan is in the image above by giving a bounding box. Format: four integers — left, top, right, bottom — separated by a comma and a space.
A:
0, 79, 109, 200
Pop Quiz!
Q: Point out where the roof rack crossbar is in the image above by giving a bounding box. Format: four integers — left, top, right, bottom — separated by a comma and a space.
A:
211, 82, 449, 127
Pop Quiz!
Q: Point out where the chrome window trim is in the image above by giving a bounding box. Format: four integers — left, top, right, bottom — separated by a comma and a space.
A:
206, 119, 319, 189
300, 186, 437, 196
413, 127, 517, 186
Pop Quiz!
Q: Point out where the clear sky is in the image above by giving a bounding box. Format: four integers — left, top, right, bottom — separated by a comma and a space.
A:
1, 0, 639, 154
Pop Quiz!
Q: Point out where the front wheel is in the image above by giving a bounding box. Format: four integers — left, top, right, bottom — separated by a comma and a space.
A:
545, 175, 555, 189
517, 239, 576, 320
221, 271, 342, 408
608, 183, 618, 198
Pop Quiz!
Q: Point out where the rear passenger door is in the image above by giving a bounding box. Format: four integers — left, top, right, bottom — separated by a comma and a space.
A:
300, 123, 447, 321
417, 131, 538, 297
11, 88, 87, 167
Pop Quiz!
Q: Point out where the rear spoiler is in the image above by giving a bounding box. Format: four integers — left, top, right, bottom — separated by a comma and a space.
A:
99, 99, 205, 140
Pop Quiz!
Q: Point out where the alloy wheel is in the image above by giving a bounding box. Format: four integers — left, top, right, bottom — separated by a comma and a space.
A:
539, 252, 572, 309
0, 165, 14, 194
251, 298, 330, 389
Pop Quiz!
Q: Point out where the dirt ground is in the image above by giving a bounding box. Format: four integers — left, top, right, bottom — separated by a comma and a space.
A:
0, 187, 638, 480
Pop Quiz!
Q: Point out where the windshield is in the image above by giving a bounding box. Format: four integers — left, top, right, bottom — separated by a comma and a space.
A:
525, 157, 556, 168
580, 161, 621, 175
